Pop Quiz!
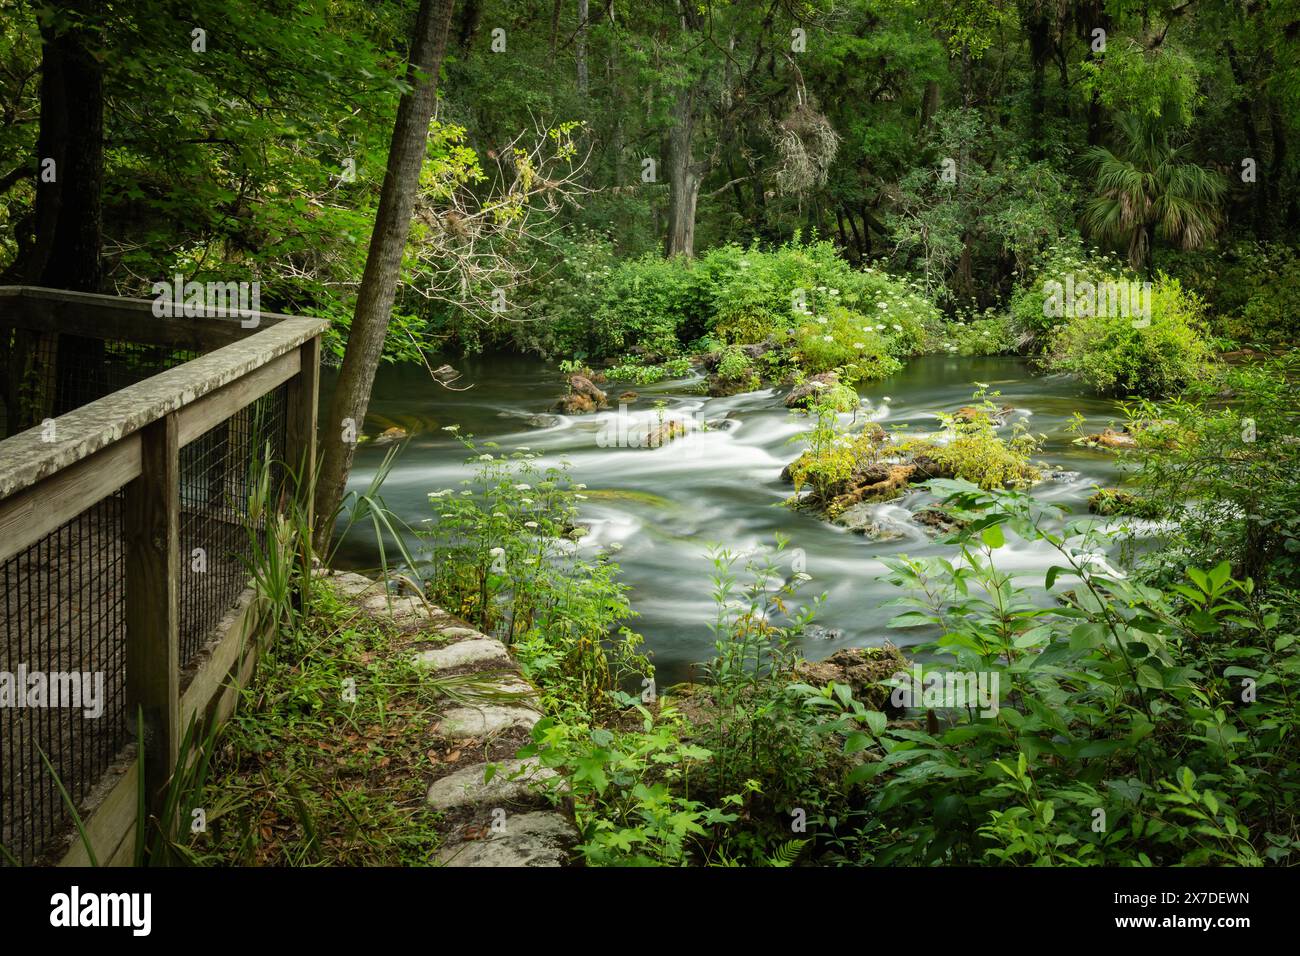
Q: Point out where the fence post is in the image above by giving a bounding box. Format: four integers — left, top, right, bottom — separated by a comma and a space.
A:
285, 334, 320, 521
125, 412, 180, 819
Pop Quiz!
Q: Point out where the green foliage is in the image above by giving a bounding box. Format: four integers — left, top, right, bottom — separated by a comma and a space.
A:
928, 310, 1018, 356
1045, 274, 1213, 396
1008, 240, 1131, 347
889, 109, 1078, 307
1121, 353, 1300, 588
605, 356, 694, 385
845, 480, 1300, 866
904, 392, 1042, 490
420, 431, 649, 721
520, 705, 737, 866
786, 405, 881, 502
1078, 38, 1204, 129
1081, 113, 1226, 272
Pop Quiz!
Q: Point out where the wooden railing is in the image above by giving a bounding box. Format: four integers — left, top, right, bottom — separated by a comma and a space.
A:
0, 286, 326, 865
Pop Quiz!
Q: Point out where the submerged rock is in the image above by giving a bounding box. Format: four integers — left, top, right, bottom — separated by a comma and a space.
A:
525, 413, 561, 429
833, 503, 906, 540
912, 506, 966, 536
370, 426, 408, 445
1077, 427, 1137, 449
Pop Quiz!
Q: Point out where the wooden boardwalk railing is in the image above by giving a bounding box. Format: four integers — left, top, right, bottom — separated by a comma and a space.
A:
0, 285, 326, 865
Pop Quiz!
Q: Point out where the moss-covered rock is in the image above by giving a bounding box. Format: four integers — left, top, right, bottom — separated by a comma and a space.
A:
794, 644, 912, 713
1088, 487, 1165, 519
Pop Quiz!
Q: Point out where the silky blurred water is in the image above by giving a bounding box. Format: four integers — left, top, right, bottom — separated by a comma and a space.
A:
327, 353, 1134, 684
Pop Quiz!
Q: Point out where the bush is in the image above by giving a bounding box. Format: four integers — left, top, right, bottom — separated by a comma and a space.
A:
791, 304, 901, 382
1122, 352, 1300, 588
901, 396, 1041, 490
1044, 274, 1213, 396
1008, 241, 1129, 347
1164, 241, 1300, 345
927, 309, 1018, 356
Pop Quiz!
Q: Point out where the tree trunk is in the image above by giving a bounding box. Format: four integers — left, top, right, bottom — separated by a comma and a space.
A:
664, 84, 701, 258
919, 80, 940, 135
576, 0, 589, 95
1025, 2, 1053, 161
23, 0, 107, 431
32, 0, 104, 291
314, 0, 455, 550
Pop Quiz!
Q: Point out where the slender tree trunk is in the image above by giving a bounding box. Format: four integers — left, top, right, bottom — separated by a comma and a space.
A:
1267, 96, 1288, 236
1025, 2, 1052, 161
918, 80, 940, 135
549, 0, 562, 63
665, 84, 701, 257
314, 0, 455, 550
576, 0, 589, 95
1226, 42, 1266, 235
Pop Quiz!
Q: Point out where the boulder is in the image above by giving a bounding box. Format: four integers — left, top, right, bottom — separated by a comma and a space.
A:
426, 758, 558, 813
555, 374, 607, 415
954, 403, 1015, 426
413, 638, 510, 672
437, 811, 578, 867
785, 372, 842, 409
794, 644, 912, 713
642, 418, 687, 448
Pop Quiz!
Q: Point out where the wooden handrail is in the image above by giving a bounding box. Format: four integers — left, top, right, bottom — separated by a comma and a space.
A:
0, 284, 308, 350
0, 315, 326, 505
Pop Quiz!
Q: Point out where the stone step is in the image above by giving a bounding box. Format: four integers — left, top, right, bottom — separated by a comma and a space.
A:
426, 757, 558, 812
437, 811, 578, 867
413, 637, 509, 671
436, 704, 539, 739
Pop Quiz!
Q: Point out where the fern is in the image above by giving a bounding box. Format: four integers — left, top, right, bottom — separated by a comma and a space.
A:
766, 838, 809, 867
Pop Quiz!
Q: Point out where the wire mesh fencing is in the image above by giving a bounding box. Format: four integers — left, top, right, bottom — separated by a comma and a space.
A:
0, 492, 129, 866
1, 347, 291, 864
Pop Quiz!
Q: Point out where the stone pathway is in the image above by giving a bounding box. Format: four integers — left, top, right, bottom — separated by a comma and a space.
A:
316, 569, 578, 867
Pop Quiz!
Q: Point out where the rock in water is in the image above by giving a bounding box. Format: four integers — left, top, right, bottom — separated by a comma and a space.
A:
555, 374, 608, 415
1077, 427, 1137, 449
785, 371, 841, 409
794, 645, 911, 713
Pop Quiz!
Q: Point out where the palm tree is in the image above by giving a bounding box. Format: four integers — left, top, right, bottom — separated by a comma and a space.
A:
1081, 113, 1226, 273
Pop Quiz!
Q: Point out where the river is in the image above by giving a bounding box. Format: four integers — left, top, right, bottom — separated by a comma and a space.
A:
328, 354, 1130, 685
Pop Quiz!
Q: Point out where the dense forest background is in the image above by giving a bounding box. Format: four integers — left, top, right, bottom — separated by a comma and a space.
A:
2, 0, 1296, 361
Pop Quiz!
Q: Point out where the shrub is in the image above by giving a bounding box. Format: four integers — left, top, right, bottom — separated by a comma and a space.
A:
1008, 240, 1129, 349
1122, 352, 1300, 588
1044, 274, 1212, 396
791, 305, 901, 382
927, 309, 1018, 356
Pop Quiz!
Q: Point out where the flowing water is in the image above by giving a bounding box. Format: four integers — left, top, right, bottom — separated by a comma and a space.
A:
328, 354, 1131, 685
